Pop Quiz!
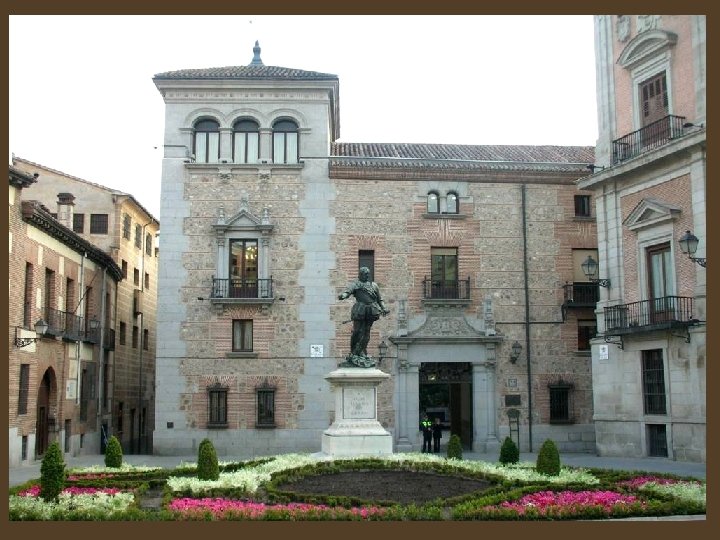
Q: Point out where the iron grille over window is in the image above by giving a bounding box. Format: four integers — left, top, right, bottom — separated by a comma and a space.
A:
18, 364, 30, 415
73, 213, 85, 233
256, 382, 276, 427
646, 424, 668, 457
208, 384, 228, 427
135, 224, 142, 248
642, 350, 667, 415
122, 214, 131, 239
145, 233, 153, 256
90, 214, 109, 234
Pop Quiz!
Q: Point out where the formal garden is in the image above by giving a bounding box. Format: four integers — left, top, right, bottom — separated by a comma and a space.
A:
9, 435, 705, 521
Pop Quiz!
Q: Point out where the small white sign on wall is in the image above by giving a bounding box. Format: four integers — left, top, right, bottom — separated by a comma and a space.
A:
598, 344, 609, 361
310, 344, 324, 358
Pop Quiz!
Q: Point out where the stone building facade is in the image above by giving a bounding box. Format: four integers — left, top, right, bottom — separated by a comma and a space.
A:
152, 44, 598, 456
11, 157, 160, 454
578, 15, 706, 461
9, 166, 122, 466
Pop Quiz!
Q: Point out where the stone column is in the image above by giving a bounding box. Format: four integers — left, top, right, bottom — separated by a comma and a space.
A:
471, 357, 500, 453
394, 343, 414, 452
219, 128, 233, 162
259, 128, 272, 163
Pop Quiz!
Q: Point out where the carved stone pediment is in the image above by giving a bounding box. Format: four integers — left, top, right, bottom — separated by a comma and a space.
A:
617, 28, 677, 70
623, 197, 681, 231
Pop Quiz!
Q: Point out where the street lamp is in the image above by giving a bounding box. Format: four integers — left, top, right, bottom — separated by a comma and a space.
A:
378, 340, 389, 364
15, 319, 49, 348
509, 341, 522, 364
581, 255, 611, 288
678, 230, 706, 268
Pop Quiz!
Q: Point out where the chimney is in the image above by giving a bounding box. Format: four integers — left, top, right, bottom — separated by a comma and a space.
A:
57, 192, 75, 229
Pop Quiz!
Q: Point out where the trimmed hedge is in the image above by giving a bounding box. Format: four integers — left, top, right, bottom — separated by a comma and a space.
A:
536, 439, 561, 476
499, 436, 520, 465
197, 438, 220, 481
104, 436, 123, 468
39, 442, 65, 501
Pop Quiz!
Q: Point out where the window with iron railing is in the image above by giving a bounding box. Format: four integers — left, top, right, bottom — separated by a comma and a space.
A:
642, 349, 666, 415
256, 385, 276, 427
207, 384, 228, 428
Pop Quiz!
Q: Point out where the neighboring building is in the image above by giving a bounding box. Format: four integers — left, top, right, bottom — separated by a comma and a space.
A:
11, 157, 160, 454
9, 166, 122, 466
578, 15, 706, 461
152, 43, 599, 457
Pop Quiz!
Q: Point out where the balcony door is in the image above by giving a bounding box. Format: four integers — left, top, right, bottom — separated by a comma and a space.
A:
229, 239, 258, 298
647, 243, 673, 324
431, 248, 458, 299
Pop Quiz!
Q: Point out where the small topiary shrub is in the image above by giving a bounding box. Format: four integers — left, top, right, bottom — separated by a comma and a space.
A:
104, 435, 123, 468
446, 434, 463, 460
536, 438, 561, 476
499, 436, 520, 465
197, 438, 220, 481
40, 441, 66, 502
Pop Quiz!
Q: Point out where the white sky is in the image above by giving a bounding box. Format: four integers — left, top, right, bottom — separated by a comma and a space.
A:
9, 15, 598, 219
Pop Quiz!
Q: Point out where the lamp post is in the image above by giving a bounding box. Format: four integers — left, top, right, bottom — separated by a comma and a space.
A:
509, 341, 522, 364
581, 255, 611, 288
14, 319, 49, 348
678, 230, 706, 268
378, 340, 388, 365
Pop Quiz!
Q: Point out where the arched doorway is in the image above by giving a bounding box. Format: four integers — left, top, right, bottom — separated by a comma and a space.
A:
35, 368, 56, 457
419, 362, 473, 448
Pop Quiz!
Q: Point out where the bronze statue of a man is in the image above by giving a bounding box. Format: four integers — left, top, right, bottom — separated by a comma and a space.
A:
338, 266, 389, 367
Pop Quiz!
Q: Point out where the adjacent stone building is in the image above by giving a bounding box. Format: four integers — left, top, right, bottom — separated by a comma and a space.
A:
152, 43, 598, 456
9, 166, 122, 466
578, 15, 706, 461
11, 157, 160, 454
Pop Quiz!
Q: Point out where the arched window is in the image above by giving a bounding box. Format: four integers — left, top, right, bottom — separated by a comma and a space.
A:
427, 191, 439, 214
272, 119, 298, 164
233, 119, 259, 164
193, 119, 220, 163
446, 192, 459, 214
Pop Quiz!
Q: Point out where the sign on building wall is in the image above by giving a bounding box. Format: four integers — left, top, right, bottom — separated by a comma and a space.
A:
598, 344, 609, 361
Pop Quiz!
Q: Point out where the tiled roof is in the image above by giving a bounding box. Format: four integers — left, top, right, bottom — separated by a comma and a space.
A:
153, 65, 338, 81
330, 143, 595, 172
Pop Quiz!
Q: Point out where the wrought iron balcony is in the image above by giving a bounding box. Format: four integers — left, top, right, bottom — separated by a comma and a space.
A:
422, 277, 471, 300
604, 296, 695, 334
211, 277, 274, 303
562, 282, 599, 308
611, 115, 686, 164
40, 306, 99, 343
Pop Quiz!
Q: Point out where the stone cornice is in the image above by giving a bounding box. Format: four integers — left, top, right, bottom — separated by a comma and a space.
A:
21, 201, 123, 281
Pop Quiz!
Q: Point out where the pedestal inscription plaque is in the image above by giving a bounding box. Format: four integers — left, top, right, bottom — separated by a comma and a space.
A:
321, 367, 393, 457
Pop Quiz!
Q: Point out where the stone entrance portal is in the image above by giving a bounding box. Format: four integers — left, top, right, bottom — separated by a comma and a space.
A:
420, 362, 473, 448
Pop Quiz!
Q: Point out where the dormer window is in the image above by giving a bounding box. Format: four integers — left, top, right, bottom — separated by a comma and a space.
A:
272, 119, 298, 164
233, 119, 260, 164
427, 191, 439, 214
194, 119, 220, 163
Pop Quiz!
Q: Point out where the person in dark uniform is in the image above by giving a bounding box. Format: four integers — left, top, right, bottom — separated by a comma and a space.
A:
420, 414, 433, 453
432, 417, 443, 453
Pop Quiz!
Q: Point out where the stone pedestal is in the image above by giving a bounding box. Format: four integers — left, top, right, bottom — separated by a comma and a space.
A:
321, 367, 393, 457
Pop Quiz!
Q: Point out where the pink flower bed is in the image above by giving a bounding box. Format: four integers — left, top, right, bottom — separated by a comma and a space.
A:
616, 476, 701, 489
483, 490, 642, 517
19, 486, 122, 497
168, 497, 386, 520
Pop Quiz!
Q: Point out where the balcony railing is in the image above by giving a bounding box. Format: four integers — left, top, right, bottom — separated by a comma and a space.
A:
422, 277, 471, 300
211, 277, 273, 300
604, 296, 695, 333
38, 305, 100, 343
611, 115, 686, 164
562, 282, 599, 307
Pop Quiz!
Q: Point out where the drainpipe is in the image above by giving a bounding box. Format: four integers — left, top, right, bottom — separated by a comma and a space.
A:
97, 268, 107, 439
76, 252, 86, 406
521, 184, 533, 452
138, 220, 153, 453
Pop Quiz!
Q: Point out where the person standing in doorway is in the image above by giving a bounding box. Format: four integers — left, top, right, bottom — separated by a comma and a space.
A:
420, 414, 433, 453
432, 417, 443, 453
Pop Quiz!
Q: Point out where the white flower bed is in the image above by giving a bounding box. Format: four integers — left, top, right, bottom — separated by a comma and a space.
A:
9, 492, 136, 519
